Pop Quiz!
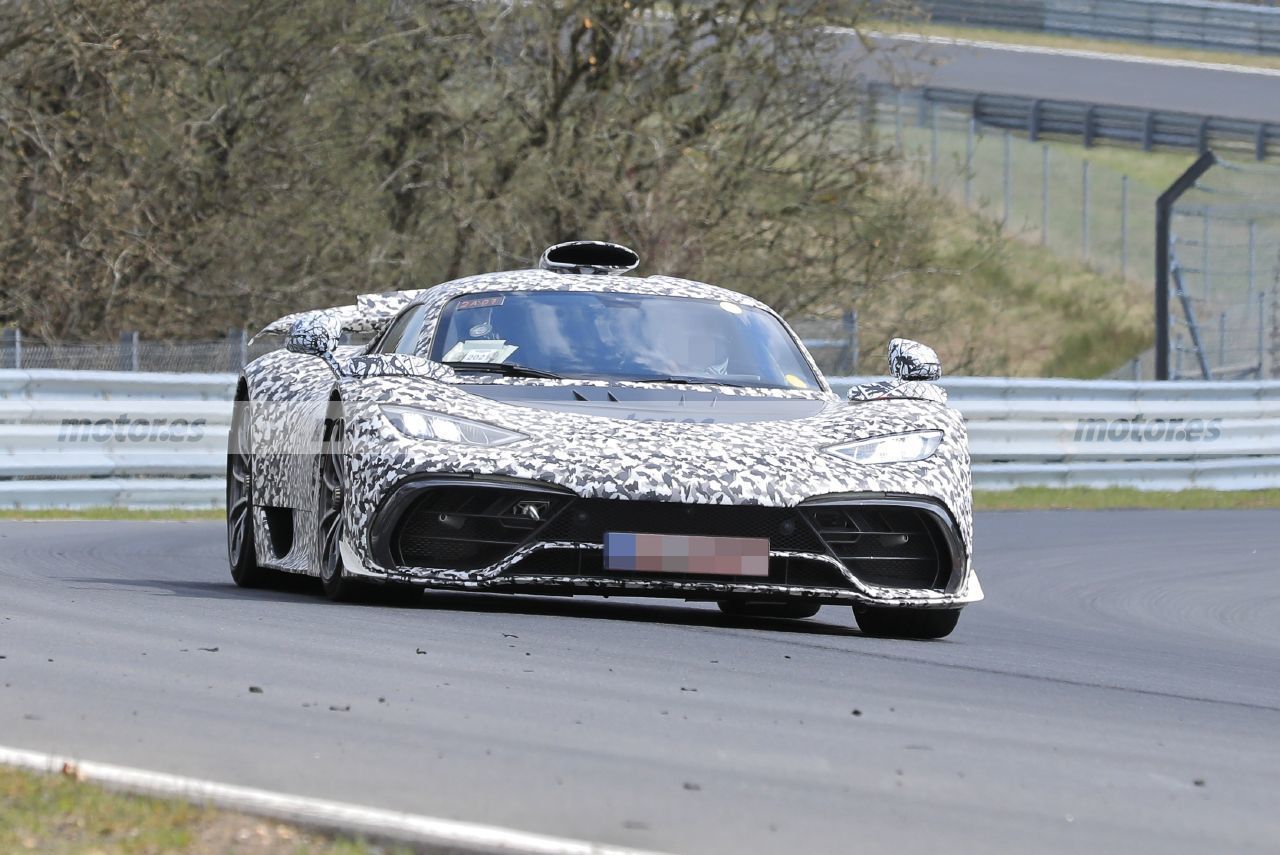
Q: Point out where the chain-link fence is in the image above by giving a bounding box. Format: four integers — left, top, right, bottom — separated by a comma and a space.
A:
0, 330, 270, 373
1163, 159, 1280, 379
1, 322, 862, 377
874, 94, 1159, 288
872, 96, 1280, 380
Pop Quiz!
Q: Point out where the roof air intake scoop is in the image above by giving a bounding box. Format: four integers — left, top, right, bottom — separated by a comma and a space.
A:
539, 241, 640, 275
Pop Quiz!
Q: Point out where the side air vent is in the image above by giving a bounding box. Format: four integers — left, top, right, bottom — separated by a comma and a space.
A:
539, 241, 639, 275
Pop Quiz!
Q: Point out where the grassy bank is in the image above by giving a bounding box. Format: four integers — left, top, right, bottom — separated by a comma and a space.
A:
0, 507, 224, 521
0, 764, 394, 854
974, 487, 1280, 510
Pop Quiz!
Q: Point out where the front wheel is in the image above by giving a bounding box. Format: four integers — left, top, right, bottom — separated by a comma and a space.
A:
317, 407, 364, 602
853, 606, 960, 640
717, 600, 822, 620
227, 394, 274, 588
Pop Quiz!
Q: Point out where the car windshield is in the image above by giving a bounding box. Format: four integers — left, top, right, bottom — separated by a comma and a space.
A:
428, 290, 820, 390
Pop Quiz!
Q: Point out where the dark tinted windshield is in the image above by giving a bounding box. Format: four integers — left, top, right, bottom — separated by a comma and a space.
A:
428, 291, 820, 390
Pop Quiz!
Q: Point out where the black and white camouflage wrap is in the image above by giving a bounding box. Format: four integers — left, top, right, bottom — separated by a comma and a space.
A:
238, 267, 982, 609
888, 337, 943, 382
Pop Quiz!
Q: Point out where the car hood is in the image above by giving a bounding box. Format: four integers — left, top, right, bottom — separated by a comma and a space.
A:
457, 383, 834, 423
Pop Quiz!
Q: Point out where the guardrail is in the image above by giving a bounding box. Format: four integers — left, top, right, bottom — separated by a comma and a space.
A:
0, 371, 234, 508
3, 371, 1280, 508
909, 0, 1280, 55
833, 376, 1280, 490
871, 83, 1280, 161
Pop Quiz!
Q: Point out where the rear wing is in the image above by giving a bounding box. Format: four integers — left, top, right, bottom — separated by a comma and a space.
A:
250, 290, 425, 344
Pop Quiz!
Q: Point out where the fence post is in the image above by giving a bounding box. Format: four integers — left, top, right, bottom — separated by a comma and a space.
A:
1082, 160, 1091, 262
1002, 131, 1012, 228
1, 328, 19, 369
1155, 150, 1215, 380
840, 309, 859, 375
895, 90, 904, 152
1248, 219, 1257, 304
1131, 356, 1141, 381
1202, 211, 1211, 300
119, 331, 139, 372
1219, 312, 1227, 366
929, 104, 938, 186
228, 328, 248, 373
1083, 105, 1096, 148
964, 118, 975, 208
1041, 145, 1050, 246
1121, 175, 1129, 277
1143, 112, 1156, 152
1260, 292, 1267, 378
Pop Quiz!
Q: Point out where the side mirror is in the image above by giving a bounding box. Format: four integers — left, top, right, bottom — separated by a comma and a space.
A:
286, 313, 345, 376
888, 338, 942, 381
286, 313, 342, 357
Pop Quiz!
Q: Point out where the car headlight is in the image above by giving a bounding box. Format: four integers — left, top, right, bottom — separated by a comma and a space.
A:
381, 406, 526, 447
827, 430, 943, 464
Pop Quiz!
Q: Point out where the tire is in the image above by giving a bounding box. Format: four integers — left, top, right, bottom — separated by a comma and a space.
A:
317, 404, 364, 602
853, 606, 960, 640
717, 599, 822, 620
227, 393, 274, 587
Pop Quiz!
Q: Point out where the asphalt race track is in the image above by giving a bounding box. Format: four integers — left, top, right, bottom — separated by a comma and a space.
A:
2, 512, 1278, 854
854, 33, 1280, 123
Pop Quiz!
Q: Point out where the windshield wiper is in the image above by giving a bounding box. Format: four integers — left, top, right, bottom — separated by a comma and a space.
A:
617, 374, 749, 388
444, 361, 564, 380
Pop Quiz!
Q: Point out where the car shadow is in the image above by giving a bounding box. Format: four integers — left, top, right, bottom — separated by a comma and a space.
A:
62, 573, 320, 601
62, 574, 865, 637
411, 589, 864, 637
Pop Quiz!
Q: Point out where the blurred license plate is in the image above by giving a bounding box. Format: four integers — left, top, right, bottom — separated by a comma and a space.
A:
603, 532, 770, 576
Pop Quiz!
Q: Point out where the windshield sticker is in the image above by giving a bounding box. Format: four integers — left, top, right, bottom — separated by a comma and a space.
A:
784, 373, 809, 389
719, 301, 743, 315
456, 295, 505, 311
443, 340, 519, 364
469, 322, 495, 338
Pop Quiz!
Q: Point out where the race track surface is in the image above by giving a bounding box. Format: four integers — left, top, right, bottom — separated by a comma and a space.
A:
856, 34, 1280, 123
2, 512, 1278, 854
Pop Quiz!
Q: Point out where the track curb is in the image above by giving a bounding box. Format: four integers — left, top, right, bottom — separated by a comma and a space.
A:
0, 745, 668, 855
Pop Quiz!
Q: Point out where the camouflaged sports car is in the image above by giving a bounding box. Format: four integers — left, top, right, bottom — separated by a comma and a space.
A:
227, 242, 981, 638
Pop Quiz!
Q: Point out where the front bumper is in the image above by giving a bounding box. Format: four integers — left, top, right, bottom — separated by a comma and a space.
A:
344, 475, 982, 609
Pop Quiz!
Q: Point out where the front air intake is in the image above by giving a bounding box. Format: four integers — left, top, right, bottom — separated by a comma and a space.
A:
539, 241, 639, 275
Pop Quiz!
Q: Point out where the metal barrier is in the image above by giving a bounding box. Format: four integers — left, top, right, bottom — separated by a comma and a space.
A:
909, 0, 1280, 55
3, 371, 1280, 508
0, 371, 234, 508
872, 84, 1280, 162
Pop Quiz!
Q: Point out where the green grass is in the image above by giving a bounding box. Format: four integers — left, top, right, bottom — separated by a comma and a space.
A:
0, 507, 224, 521
975, 487, 1280, 510
0, 765, 397, 854
875, 20, 1280, 71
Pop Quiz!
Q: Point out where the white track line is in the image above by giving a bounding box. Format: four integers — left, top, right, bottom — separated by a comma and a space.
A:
853, 29, 1280, 78
0, 745, 668, 855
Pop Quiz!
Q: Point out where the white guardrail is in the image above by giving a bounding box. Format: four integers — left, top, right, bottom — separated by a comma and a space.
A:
1, 370, 1279, 508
